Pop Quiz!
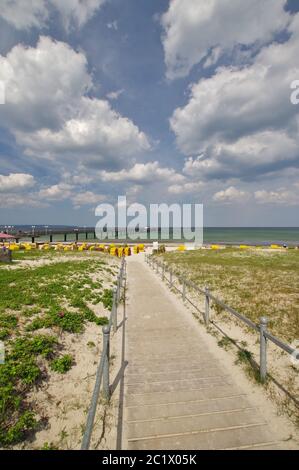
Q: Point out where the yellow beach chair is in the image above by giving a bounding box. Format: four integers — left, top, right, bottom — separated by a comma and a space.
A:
177, 245, 186, 252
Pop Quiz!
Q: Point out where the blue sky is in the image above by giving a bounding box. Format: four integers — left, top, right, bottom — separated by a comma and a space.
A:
0, 0, 299, 227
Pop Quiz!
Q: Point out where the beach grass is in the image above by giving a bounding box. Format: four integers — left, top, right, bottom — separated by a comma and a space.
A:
0, 251, 118, 447
161, 248, 299, 342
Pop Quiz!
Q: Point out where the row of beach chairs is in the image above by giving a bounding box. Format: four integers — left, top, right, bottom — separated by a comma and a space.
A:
0, 242, 146, 256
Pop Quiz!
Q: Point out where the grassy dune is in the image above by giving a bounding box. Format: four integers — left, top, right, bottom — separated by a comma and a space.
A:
161, 248, 299, 342
0, 251, 118, 447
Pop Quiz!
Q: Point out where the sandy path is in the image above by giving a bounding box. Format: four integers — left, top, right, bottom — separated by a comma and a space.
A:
122, 253, 298, 450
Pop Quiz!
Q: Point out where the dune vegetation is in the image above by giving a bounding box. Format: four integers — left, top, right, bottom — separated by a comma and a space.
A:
0, 251, 119, 447
161, 248, 299, 342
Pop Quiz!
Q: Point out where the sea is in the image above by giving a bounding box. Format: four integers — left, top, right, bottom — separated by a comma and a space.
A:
2, 226, 299, 246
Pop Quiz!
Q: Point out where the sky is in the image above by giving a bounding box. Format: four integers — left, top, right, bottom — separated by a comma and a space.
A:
0, 0, 299, 227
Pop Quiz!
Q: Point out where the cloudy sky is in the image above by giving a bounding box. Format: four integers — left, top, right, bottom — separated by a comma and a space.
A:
0, 0, 299, 227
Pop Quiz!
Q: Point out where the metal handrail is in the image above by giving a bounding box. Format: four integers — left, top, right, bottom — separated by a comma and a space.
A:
208, 293, 259, 331
146, 254, 297, 383
81, 257, 126, 450
264, 331, 296, 356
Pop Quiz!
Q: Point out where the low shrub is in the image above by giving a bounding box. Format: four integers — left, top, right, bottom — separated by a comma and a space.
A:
50, 355, 73, 374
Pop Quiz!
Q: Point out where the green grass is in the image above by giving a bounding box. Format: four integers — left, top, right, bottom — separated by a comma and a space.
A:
0, 334, 57, 445
50, 355, 73, 374
217, 336, 235, 350
0, 252, 118, 446
41, 441, 59, 450
160, 248, 299, 342
0, 259, 112, 331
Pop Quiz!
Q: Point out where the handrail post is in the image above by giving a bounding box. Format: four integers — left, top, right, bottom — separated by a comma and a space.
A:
182, 278, 186, 302
259, 317, 268, 383
102, 325, 110, 400
112, 288, 118, 333
205, 287, 210, 326
117, 275, 121, 302
156, 260, 159, 273
162, 263, 165, 281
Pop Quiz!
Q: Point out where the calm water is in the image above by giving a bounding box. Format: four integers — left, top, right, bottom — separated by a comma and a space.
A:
203, 227, 299, 245
17, 227, 299, 245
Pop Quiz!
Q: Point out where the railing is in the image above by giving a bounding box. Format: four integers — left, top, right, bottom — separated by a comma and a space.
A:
145, 255, 298, 384
81, 257, 126, 450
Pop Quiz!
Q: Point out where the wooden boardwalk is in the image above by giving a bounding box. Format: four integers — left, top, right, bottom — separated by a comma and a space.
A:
121, 255, 295, 450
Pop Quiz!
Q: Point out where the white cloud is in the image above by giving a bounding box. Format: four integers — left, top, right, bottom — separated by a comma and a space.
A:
181, 130, 299, 181
0, 37, 150, 169
161, 0, 289, 79
0, 173, 35, 192
254, 188, 299, 205
51, 0, 105, 30
17, 97, 150, 166
213, 186, 250, 203
168, 181, 203, 195
0, 36, 92, 131
126, 184, 142, 197
100, 162, 184, 183
106, 89, 124, 100
0, 0, 105, 31
107, 20, 118, 31
72, 191, 106, 208
38, 183, 73, 201
38, 184, 107, 208
183, 155, 221, 177
0, 0, 48, 30
0, 193, 46, 208
171, 14, 299, 180
0, 173, 43, 208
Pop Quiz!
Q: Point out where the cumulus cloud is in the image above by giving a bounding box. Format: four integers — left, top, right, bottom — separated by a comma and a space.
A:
171, 14, 299, 181
100, 162, 184, 183
0, 0, 105, 31
38, 183, 107, 208
0, 0, 48, 30
161, 0, 289, 79
0, 36, 92, 131
72, 191, 106, 208
0, 194, 46, 208
0, 173, 44, 208
168, 181, 204, 195
51, 0, 106, 30
254, 188, 299, 205
17, 97, 150, 167
38, 183, 73, 201
106, 89, 124, 100
0, 173, 35, 192
0, 37, 150, 170
213, 186, 250, 203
